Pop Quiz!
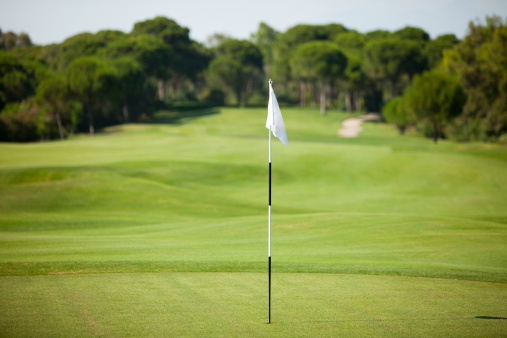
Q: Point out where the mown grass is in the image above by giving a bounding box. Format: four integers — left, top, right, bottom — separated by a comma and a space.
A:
0, 213, 505, 283
0, 107, 506, 336
1, 273, 506, 337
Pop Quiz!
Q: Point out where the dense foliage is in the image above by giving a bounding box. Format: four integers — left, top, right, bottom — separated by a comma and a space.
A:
0, 16, 505, 142
403, 71, 467, 142
386, 16, 507, 142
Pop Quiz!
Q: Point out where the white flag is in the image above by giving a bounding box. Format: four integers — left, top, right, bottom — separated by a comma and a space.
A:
266, 80, 288, 146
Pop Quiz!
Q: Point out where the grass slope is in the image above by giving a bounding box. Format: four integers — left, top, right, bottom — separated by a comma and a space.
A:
0, 107, 506, 336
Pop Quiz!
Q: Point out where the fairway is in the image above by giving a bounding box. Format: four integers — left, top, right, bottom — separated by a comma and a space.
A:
1, 107, 506, 336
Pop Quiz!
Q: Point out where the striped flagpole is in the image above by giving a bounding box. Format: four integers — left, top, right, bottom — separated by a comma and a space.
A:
266, 78, 287, 324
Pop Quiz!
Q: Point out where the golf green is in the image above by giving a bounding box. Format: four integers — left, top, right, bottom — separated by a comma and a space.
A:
1, 273, 505, 336
0, 107, 506, 336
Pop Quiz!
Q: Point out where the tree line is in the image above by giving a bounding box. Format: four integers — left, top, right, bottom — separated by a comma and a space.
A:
382, 16, 507, 142
0, 16, 505, 142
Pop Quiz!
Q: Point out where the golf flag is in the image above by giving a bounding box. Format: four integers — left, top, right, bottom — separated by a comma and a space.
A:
266, 80, 288, 146
266, 79, 287, 324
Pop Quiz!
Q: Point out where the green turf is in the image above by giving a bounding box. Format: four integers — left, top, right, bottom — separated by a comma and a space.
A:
0, 107, 506, 336
1, 273, 505, 337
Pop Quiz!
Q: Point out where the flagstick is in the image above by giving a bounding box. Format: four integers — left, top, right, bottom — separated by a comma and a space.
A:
268, 125, 272, 324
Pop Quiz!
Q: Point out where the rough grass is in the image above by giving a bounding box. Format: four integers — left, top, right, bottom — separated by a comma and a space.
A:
0, 107, 506, 336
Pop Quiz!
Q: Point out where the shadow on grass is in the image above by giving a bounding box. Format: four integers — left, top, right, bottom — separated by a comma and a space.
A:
292, 316, 507, 323
148, 108, 220, 125
475, 316, 507, 320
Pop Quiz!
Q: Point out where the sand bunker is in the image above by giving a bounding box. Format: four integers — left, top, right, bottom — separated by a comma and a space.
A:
338, 113, 381, 138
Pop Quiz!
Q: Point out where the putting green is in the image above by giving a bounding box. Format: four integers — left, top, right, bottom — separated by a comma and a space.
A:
1, 273, 505, 337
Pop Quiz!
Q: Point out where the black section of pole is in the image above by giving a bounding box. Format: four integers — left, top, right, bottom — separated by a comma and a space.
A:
268, 256, 272, 323
269, 162, 271, 206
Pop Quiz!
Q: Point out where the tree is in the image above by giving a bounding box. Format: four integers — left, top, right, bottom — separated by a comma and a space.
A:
365, 30, 391, 41
290, 41, 347, 115
335, 30, 366, 55
95, 30, 128, 44
335, 30, 368, 112
176, 40, 212, 89
442, 16, 507, 140
109, 58, 145, 123
0, 30, 32, 51
0, 111, 39, 142
205, 56, 243, 105
271, 23, 339, 95
404, 71, 466, 142
318, 24, 348, 41
35, 75, 81, 139
131, 16, 190, 45
67, 57, 112, 135
280, 24, 327, 47
0, 51, 37, 110
251, 22, 279, 74
382, 97, 413, 134
343, 55, 367, 112
211, 39, 263, 105
35, 76, 67, 139
206, 33, 230, 48
214, 39, 263, 70
393, 26, 430, 43
131, 17, 210, 100
57, 33, 107, 70
364, 38, 427, 99
425, 34, 459, 68
104, 35, 173, 101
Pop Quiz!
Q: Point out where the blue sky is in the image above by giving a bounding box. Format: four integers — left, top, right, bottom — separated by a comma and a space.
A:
1, 0, 506, 45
